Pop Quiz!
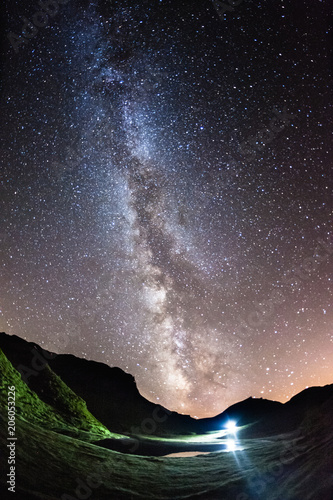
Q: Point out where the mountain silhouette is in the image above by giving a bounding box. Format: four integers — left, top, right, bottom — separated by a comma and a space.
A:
1, 331, 333, 439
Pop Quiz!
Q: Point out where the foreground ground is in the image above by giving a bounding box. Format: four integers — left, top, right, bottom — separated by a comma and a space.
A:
1, 409, 333, 500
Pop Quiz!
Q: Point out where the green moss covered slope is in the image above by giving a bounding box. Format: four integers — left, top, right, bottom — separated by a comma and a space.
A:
0, 348, 111, 441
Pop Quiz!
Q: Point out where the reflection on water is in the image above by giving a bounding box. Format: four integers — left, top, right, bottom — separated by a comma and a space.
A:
164, 440, 244, 457
164, 451, 212, 458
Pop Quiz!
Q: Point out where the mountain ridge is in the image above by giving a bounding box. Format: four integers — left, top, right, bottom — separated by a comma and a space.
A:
1, 331, 332, 439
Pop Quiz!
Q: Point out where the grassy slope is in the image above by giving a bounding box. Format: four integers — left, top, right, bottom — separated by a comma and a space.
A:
0, 348, 111, 441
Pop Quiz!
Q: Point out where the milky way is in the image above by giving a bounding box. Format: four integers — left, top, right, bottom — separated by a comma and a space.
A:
1, 0, 332, 417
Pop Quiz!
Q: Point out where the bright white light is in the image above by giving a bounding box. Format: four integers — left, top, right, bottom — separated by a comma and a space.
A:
226, 439, 237, 452
225, 420, 237, 433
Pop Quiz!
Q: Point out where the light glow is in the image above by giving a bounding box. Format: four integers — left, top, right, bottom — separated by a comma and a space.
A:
225, 420, 238, 433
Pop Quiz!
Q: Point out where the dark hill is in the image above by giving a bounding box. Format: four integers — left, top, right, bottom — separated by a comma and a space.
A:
210, 396, 285, 437
1, 332, 333, 440
0, 332, 198, 436
213, 386, 333, 437
287, 384, 333, 409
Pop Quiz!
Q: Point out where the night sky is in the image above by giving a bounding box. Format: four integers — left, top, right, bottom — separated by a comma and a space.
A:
1, 0, 332, 418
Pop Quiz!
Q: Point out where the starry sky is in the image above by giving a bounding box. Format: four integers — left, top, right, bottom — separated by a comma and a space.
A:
0, 0, 332, 418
